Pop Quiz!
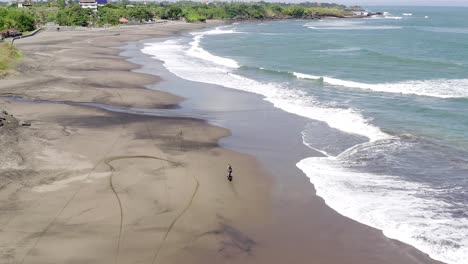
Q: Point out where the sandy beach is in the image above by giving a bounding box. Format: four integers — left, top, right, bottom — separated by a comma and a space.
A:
0, 21, 443, 264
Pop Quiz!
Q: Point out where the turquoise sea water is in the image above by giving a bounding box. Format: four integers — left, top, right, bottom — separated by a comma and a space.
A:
142, 6, 468, 264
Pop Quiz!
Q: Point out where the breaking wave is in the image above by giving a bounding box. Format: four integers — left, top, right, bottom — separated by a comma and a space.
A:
293, 72, 468, 98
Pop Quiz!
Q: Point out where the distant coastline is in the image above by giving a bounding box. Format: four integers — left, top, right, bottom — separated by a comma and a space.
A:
224, 11, 384, 22
0, 1, 381, 34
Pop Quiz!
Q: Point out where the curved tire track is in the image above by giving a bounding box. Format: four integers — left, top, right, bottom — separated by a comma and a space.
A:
102, 155, 182, 264
151, 167, 199, 264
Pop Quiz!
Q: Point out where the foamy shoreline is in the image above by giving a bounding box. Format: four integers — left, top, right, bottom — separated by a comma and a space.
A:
167, 21, 463, 264
130, 23, 444, 264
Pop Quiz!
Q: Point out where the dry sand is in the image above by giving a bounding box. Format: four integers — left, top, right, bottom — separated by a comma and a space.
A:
0, 21, 443, 264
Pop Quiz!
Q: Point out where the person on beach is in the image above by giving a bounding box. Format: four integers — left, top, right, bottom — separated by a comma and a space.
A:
227, 164, 233, 182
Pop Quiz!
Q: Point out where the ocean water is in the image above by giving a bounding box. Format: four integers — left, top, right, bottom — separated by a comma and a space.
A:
141, 6, 468, 264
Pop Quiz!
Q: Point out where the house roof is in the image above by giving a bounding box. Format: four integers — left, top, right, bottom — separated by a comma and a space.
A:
80, 0, 97, 3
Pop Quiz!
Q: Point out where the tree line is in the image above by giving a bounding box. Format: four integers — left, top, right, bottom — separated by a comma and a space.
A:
0, 1, 352, 31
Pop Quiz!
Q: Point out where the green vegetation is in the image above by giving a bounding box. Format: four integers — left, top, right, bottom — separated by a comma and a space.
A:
0, 8, 35, 31
0, 43, 22, 76
0, 1, 353, 30
56, 5, 91, 26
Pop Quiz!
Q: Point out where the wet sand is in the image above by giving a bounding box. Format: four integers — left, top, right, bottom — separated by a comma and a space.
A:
0, 22, 442, 264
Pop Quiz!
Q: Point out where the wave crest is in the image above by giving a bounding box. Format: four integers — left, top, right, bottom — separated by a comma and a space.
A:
297, 145, 468, 264
187, 27, 244, 68
293, 71, 468, 98
142, 38, 388, 141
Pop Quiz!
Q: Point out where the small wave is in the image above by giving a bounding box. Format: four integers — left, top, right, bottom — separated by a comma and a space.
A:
293, 72, 340, 85
293, 72, 322, 80
292, 72, 468, 98
308, 25, 401, 30
402, 13, 413, 16
311, 47, 363, 54
256, 67, 285, 74
258, 32, 284, 35
188, 27, 242, 68
191, 26, 245, 36
142, 39, 388, 142
297, 141, 468, 264
385, 16, 403, 20
366, 16, 403, 21
305, 19, 401, 30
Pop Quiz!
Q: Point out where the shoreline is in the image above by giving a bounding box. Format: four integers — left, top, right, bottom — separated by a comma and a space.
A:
122, 24, 445, 264
129, 23, 442, 263
0, 22, 444, 264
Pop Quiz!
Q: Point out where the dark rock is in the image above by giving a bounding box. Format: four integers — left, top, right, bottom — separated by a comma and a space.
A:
21, 122, 31, 127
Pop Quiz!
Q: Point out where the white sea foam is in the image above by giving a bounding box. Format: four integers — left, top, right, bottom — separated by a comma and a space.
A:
297, 155, 468, 264
377, 11, 404, 19
293, 72, 322, 80
312, 47, 362, 53
187, 27, 244, 68
385, 16, 403, 20
141, 36, 388, 142
188, 35, 240, 68
306, 24, 401, 30
366, 16, 403, 21
305, 19, 401, 29
402, 13, 413, 16
191, 26, 244, 36
293, 72, 468, 98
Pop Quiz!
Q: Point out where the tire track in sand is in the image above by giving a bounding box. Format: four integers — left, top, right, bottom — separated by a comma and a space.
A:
151, 167, 199, 264
142, 123, 201, 264
102, 155, 182, 264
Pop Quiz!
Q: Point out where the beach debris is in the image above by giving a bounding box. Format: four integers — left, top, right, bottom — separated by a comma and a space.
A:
0, 109, 20, 129
21, 122, 31, 127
